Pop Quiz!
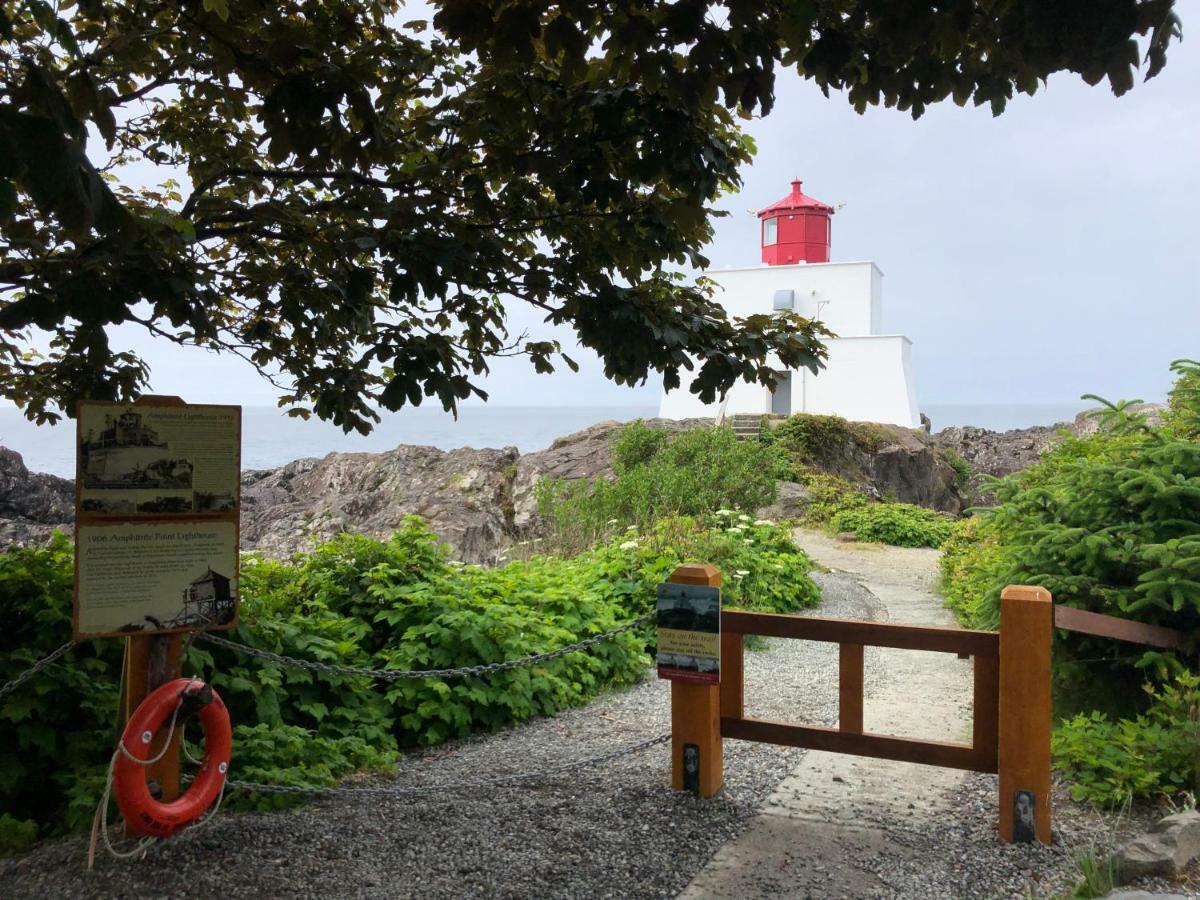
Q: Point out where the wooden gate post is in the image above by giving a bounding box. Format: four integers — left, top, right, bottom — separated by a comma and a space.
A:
669, 564, 723, 798
997, 585, 1053, 844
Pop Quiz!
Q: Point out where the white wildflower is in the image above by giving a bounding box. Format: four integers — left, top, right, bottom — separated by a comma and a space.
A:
754, 519, 774, 526
625, 525, 638, 532
715, 508, 733, 517
607, 519, 619, 526
735, 569, 751, 577
619, 540, 639, 551
737, 514, 751, 522
744, 539, 754, 545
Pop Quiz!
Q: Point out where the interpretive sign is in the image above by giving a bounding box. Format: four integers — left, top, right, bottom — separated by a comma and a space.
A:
73, 399, 241, 639
656, 581, 721, 684
76, 402, 240, 517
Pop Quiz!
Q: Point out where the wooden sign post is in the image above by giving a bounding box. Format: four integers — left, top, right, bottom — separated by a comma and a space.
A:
662, 564, 724, 798
71, 395, 242, 834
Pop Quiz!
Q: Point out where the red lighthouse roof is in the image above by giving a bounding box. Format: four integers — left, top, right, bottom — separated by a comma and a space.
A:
757, 178, 834, 265
757, 179, 833, 218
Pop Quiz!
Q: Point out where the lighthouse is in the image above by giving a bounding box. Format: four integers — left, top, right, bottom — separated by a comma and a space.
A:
658, 179, 920, 428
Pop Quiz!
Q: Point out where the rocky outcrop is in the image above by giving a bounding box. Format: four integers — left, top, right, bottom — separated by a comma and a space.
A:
0, 448, 72, 547
1114, 810, 1200, 883
0, 448, 73, 523
869, 429, 964, 514
933, 403, 1168, 507
240, 444, 520, 564
13, 404, 1167, 561
767, 417, 965, 516
933, 424, 1063, 507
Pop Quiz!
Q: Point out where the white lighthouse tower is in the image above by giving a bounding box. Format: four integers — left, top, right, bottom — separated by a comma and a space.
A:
658, 179, 920, 428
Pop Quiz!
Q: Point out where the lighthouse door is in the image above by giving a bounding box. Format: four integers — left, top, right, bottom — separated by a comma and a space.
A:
770, 373, 792, 416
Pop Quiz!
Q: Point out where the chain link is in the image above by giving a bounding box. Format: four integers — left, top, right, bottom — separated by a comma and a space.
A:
0, 640, 77, 699
197, 614, 654, 681
219, 733, 671, 798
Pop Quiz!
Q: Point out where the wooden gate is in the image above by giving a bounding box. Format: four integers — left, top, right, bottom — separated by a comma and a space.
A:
665, 565, 1053, 844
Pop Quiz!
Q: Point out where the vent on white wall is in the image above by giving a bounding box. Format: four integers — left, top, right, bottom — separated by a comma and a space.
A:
773, 289, 795, 310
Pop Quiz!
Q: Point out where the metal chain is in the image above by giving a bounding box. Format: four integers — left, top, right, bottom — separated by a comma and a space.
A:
0, 640, 77, 699
220, 732, 671, 798
197, 614, 654, 681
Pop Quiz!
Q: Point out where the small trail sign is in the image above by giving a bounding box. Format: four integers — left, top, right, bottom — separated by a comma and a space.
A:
73, 398, 242, 639
656, 581, 721, 684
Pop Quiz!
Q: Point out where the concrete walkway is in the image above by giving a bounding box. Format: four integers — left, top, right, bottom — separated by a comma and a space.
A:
681, 530, 977, 899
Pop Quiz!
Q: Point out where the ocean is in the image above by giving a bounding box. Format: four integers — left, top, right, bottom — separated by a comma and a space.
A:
0, 402, 1088, 480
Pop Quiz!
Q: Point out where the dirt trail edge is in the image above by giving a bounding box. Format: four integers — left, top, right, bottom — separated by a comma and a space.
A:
681, 529, 976, 900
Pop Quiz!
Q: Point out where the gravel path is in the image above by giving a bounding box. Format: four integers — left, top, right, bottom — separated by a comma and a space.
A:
1, 573, 877, 900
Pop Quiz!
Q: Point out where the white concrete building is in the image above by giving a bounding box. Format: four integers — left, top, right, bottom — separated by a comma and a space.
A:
658, 180, 920, 428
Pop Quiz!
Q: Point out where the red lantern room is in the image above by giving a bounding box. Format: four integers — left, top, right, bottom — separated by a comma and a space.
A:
758, 179, 834, 265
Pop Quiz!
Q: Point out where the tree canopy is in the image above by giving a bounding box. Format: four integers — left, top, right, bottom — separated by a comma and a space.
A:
0, 0, 1181, 432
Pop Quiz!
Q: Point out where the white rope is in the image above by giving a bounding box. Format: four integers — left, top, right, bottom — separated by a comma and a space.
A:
97, 753, 158, 860
181, 730, 205, 767
91, 695, 195, 863
115, 698, 185, 767
186, 776, 227, 833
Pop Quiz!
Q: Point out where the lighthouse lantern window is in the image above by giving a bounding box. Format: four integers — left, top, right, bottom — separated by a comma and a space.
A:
763, 217, 777, 246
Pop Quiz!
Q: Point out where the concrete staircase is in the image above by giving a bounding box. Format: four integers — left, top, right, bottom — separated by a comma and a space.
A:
730, 414, 763, 441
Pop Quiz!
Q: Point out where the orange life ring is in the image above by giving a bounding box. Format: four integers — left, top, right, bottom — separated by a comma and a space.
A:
113, 678, 232, 838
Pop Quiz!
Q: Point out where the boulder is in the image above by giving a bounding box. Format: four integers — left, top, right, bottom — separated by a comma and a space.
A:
240, 444, 520, 564
869, 436, 963, 514
754, 481, 812, 522
1114, 810, 1200, 884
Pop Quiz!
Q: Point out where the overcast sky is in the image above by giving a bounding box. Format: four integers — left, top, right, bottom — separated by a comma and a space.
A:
110, 27, 1198, 411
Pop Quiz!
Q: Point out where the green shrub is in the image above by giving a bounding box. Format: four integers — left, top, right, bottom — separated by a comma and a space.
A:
535, 421, 789, 555
0, 533, 124, 835
225, 723, 398, 809
939, 518, 1009, 629
790, 466, 869, 525
938, 367, 1200, 709
830, 502, 953, 548
1166, 358, 1200, 439
1, 513, 819, 841
766, 412, 886, 467
0, 814, 38, 854
1052, 672, 1200, 806
942, 448, 973, 492
940, 362, 1200, 805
